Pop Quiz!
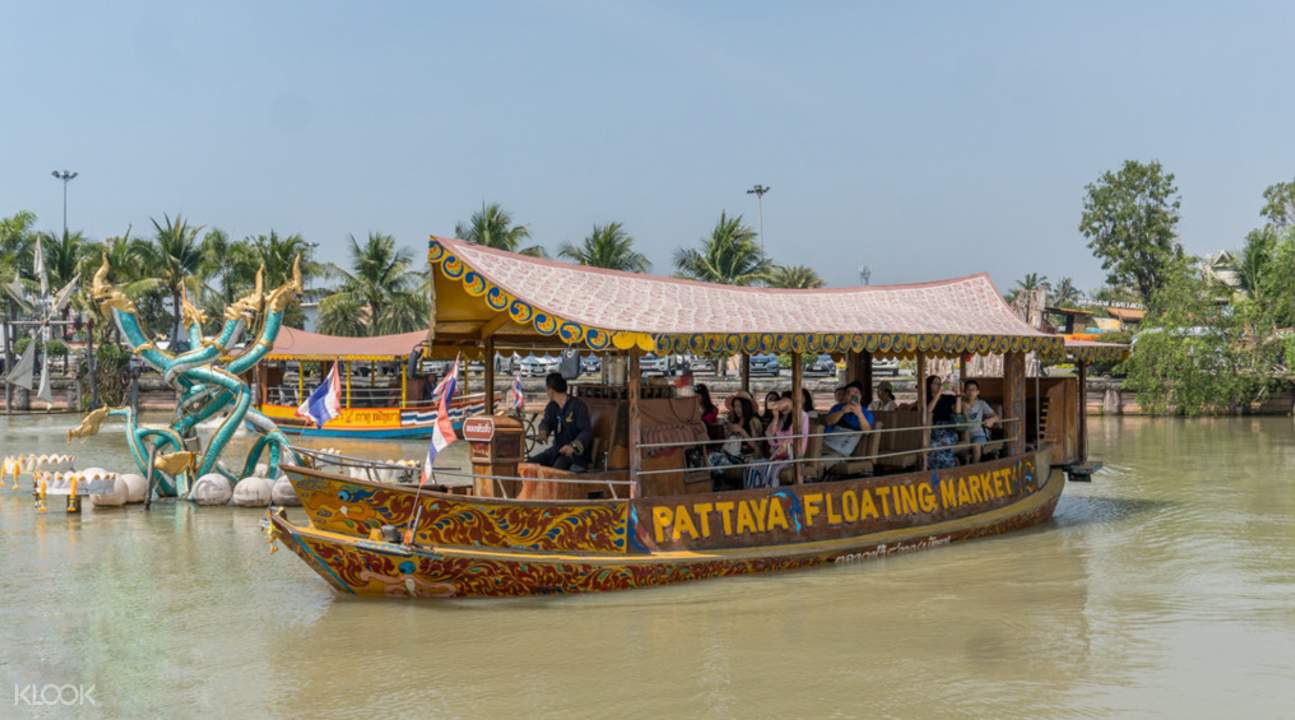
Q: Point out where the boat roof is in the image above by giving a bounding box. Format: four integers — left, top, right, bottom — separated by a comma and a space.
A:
1064, 338, 1129, 363
267, 326, 426, 361
429, 236, 1062, 359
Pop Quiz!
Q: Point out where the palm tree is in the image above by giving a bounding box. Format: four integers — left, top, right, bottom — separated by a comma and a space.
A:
317, 233, 426, 336
1049, 276, 1082, 307
140, 214, 204, 344
673, 212, 771, 285
557, 222, 650, 272
454, 202, 546, 257
767, 264, 825, 289
0, 210, 38, 284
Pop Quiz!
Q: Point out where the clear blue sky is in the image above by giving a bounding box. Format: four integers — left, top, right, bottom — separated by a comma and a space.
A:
3, 1, 1293, 292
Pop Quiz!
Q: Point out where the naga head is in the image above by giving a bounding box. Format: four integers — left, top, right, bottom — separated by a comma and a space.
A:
91, 253, 136, 315
153, 451, 197, 477
67, 406, 111, 442
265, 255, 303, 314
225, 266, 265, 322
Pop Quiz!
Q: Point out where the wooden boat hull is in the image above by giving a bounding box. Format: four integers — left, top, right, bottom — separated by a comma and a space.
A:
269, 450, 1062, 598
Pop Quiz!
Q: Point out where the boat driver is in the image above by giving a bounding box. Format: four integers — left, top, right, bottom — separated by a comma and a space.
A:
529, 372, 593, 472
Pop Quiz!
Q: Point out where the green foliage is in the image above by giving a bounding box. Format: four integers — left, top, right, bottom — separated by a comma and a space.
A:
317, 232, 426, 336
767, 265, 825, 289
558, 222, 650, 272
84, 343, 131, 408
455, 203, 546, 257
45, 339, 68, 357
1079, 160, 1185, 305
673, 212, 771, 285
1260, 179, 1295, 230
1049, 277, 1082, 307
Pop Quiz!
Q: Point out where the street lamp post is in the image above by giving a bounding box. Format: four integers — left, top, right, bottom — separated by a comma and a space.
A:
51, 170, 78, 239
746, 184, 770, 248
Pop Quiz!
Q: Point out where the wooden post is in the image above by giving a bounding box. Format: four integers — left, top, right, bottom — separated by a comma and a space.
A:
1004, 350, 1026, 457
484, 337, 495, 414
297, 361, 304, 401
627, 348, 641, 498
917, 351, 928, 470
1077, 360, 1089, 463
860, 350, 873, 403
399, 360, 408, 408
740, 353, 750, 393
791, 351, 803, 484
959, 354, 968, 384
345, 361, 352, 408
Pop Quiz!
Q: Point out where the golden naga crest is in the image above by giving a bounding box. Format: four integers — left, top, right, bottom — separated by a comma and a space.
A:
66, 406, 111, 441
180, 286, 207, 329
90, 254, 136, 314
225, 267, 264, 322
265, 255, 304, 313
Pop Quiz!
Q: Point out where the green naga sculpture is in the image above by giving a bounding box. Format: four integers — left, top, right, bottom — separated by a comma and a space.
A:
67, 254, 302, 498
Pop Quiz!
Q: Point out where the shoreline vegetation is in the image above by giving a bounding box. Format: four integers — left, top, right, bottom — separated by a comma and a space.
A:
3, 163, 1294, 417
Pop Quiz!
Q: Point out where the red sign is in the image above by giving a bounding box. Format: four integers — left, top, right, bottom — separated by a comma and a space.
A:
462, 416, 495, 442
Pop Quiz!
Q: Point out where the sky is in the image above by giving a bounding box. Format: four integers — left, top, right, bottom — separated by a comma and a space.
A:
3, 1, 1293, 294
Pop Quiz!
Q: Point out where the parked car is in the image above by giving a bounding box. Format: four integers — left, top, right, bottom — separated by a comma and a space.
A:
685, 355, 717, 375
640, 353, 669, 376
804, 354, 836, 377
580, 354, 602, 375
749, 353, 781, 377
873, 358, 900, 376
519, 354, 559, 377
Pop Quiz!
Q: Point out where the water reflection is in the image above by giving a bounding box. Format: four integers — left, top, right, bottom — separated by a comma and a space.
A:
1, 414, 1293, 718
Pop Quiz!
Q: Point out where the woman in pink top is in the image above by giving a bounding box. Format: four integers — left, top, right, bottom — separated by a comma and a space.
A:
745, 394, 809, 488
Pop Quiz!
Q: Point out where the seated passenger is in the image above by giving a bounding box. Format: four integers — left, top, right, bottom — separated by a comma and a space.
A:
527, 372, 593, 471
708, 393, 763, 488
695, 383, 719, 425
962, 380, 998, 463
745, 395, 808, 489
928, 382, 962, 470
823, 381, 874, 458
871, 381, 897, 411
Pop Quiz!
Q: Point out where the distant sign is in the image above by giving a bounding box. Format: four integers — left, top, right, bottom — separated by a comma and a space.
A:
462, 416, 495, 442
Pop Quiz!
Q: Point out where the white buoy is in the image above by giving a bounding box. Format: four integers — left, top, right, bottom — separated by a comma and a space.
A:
92, 475, 129, 507
271, 476, 300, 506
191, 473, 233, 506
120, 473, 148, 503
231, 476, 273, 507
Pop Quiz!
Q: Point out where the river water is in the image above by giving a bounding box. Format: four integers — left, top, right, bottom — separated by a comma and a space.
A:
1, 415, 1292, 719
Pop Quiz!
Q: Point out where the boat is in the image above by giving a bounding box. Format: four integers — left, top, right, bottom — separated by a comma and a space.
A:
267, 235, 1126, 598
252, 327, 484, 439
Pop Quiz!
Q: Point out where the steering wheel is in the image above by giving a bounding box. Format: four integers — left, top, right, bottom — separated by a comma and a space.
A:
520, 411, 543, 456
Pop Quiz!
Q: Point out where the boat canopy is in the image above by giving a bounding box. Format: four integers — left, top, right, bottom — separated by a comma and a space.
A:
1064, 339, 1129, 363
428, 235, 1063, 359
267, 327, 427, 362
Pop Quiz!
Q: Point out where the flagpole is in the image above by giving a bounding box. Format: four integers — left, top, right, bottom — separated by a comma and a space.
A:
403, 352, 461, 545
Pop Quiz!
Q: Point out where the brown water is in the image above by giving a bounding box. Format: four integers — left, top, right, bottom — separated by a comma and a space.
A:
1, 416, 1293, 719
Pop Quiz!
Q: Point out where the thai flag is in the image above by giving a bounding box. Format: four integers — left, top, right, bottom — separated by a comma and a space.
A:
421, 356, 460, 484
296, 362, 342, 428
510, 372, 524, 414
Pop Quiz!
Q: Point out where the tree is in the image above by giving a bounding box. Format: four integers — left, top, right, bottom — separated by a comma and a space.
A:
767, 264, 825, 289
1122, 265, 1277, 415
454, 202, 545, 257
0, 210, 38, 282
1260, 179, 1295, 230
558, 222, 650, 272
1079, 160, 1185, 305
1004, 272, 1048, 304
673, 212, 771, 285
317, 233, 426, 336
139, 214, 205, 344
1049, 276, 1082, 307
